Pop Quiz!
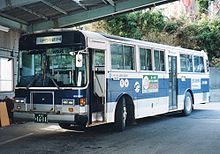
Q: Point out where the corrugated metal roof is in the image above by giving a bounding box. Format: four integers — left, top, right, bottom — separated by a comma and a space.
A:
0, 0, 175, 32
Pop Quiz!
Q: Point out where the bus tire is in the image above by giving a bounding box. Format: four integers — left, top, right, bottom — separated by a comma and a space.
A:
115, 97, 127, 132
58, 123, 71, 129
59, 123, 86, 131
183, 92, 193, 116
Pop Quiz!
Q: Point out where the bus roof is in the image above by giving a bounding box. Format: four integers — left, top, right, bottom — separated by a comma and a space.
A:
81, 30, 206, 56
23, 28, 206, 56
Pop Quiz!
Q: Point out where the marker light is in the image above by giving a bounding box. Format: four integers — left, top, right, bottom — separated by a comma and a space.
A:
68, 107, 74, 112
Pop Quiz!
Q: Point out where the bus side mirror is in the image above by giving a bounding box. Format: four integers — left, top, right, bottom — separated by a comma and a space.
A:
76, 54, 83, 68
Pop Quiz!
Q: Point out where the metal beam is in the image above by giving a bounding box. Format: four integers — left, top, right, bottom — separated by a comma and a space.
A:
19, 7, 48, 20
41, 0, 67, 15
0, 0, 41, 10
0, 12, 28, 25
101, 0, 108, 4
72, 0, 87, 10
0, 15, 27, 31
105, 0, 115, 6
30, 0, 175, 32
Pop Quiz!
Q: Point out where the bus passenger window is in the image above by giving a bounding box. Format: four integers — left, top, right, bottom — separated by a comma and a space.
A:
180, 54, 193, 72
111, 43, 134, 70
194, 56, 204, 73
124, 46, 134, 70
111, 44, 123, 69
154, 50, 165, 71
140, 48, 152, 71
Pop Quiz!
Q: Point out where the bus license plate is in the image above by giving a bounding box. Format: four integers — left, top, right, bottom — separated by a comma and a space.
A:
34, 113, 48, 123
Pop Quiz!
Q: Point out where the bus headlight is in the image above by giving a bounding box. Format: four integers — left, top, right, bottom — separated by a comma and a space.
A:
15, 98, 26, 103
14, 101, 26, 111
62, 99, 75, 105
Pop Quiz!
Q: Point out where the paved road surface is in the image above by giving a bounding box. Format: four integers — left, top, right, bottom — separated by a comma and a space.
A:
1, 103, 220, 154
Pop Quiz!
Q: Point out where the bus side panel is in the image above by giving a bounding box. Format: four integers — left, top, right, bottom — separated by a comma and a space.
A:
106, 73, 170, 122
137, 75, 169, 119
177, 75, 209, 107
106, 77, 139, 123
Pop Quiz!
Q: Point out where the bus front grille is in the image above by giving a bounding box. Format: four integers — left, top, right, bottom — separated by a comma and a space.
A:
30, 91, 54, 112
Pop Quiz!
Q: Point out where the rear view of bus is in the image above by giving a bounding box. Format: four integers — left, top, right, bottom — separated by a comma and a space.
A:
14, 30, 91, 128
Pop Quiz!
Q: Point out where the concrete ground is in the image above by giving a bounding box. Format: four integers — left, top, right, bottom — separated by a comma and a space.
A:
1, 102, 220, 154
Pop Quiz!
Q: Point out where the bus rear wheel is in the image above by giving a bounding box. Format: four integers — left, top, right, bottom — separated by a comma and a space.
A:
183, 92, 193, 116
115, 97, 127, 132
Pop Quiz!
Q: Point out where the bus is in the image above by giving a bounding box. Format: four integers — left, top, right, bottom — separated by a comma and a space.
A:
14, 29, 209, 131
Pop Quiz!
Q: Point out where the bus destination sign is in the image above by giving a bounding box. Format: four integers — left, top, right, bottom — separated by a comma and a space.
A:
36, 35, 62, 45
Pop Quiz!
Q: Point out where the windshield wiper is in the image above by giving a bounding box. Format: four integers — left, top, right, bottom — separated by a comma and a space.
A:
48, 75, 60, 89
26, 75, 40, 89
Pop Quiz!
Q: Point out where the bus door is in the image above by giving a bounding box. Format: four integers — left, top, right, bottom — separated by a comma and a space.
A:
89, 49, 106, 124
168, 55, 178, 110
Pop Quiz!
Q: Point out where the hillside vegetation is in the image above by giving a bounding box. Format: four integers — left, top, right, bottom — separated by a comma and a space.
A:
91, 11, 220, 66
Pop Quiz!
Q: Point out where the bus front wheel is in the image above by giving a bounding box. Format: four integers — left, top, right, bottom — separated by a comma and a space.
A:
59, 123, 86, 131
58, 123, 71, 129
183, 92, 193, 116
115, 97, 127, 132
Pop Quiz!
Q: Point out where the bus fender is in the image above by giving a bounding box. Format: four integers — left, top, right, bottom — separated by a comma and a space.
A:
115, 92, 129, 103
184, 89, 194, 104
113, 93, 134, 123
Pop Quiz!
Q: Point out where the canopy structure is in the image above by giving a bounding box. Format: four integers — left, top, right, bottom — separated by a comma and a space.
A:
0, 0, 175, 32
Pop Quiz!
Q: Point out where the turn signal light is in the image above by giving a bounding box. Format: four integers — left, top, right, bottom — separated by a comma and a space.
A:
79, 98, 86, 106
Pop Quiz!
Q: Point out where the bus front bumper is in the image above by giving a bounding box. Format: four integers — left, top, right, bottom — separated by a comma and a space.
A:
14, 111, 88, 125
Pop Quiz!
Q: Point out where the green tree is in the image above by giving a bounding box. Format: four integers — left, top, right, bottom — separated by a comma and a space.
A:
99, 11, 220, 66
197, 0, 209, 14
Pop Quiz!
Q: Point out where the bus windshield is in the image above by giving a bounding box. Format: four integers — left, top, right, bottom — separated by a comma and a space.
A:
17, 47, 87, 88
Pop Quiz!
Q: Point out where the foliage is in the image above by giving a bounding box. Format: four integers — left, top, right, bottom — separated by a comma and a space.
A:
104, 11, 165, 39
197, 0, 209, 14
99, 11, 220, 66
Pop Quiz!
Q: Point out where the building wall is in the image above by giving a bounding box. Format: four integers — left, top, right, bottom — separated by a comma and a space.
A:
0, 29, 20, 100
210, 67, 220, 102
0, 30, 20, 50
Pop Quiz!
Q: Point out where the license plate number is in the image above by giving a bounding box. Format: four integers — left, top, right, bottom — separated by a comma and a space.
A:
34, 113, 48, 123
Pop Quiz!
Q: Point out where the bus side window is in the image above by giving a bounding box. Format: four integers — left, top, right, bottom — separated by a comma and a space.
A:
180, 54, 193, 72
140, 48, 152, 71
124, 46, 134, 70
154, 50, 165, 71
111, 43, 134, 70
111, 44, 123, 69
194, 56, 204, 73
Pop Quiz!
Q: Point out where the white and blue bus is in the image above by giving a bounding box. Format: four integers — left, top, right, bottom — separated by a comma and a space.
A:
14, 29, 209, 131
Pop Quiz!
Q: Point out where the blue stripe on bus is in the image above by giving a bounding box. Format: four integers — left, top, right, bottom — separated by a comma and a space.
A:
15, 77, 209, 104
107, 78, 209, 102
178, 78, 209, 95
